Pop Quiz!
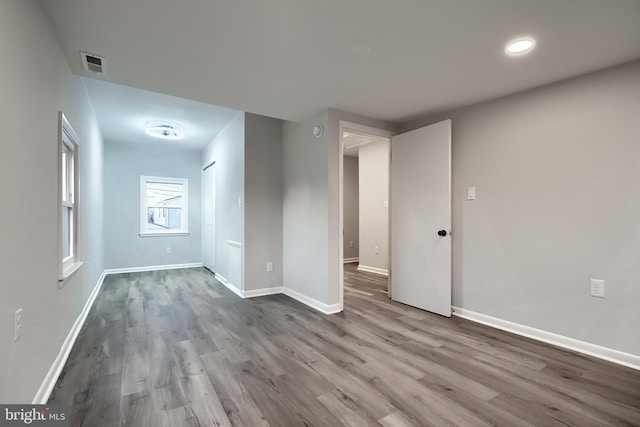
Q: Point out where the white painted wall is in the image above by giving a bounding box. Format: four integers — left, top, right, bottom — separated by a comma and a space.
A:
202, 113, 245, 287
358, 139, 389, 273
103, 141, 202, 269
343, 156, 359, 261
0, 0, 105, 403
282, 112, 330, 303
403, 60, 640, 357
244, 113, 283, 291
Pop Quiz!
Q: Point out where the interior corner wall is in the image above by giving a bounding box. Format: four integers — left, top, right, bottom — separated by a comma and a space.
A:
244, 113, 283, 291
0, 0, 105, 403
103, 141, 202, 269
358, 139, 389, 272
343, 156, 359, 260
202, 113, 245, 288
403, 60, 640, 357
282, 112, 329, 303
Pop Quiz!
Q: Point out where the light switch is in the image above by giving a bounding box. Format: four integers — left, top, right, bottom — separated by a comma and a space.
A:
383, 201, 389, 208
467, 187, 476, 200
238, 197, 243, 208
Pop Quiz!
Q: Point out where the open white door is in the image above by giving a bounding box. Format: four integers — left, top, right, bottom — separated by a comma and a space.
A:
202, 162, 216, 271
390, 119, 451, 317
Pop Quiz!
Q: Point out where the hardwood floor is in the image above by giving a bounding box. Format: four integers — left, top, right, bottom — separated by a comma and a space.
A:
49, 264, 640, 426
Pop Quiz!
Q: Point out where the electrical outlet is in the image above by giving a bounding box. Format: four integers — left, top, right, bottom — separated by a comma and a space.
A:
349, 240, 354, 248
14, 308, 23, 342
590, 279, 605, 298
238, 197, 243, 208
166, 247, 172, 254
266, 262, 273, 272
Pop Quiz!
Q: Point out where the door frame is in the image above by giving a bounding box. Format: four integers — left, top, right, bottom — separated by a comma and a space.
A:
338, 121, 395, 311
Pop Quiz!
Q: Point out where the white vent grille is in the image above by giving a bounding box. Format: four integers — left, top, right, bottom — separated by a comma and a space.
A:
80, 51, 107, 75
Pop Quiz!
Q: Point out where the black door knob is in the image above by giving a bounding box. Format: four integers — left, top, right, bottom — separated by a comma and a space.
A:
437, 230, 447, 237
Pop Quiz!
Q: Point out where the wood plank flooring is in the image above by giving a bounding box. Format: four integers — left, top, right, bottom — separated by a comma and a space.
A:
49, 264, 640, 426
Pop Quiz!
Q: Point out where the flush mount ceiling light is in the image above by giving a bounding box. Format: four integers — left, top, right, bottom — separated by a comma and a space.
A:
505, 38, 536, 55
145, 121, 185, 140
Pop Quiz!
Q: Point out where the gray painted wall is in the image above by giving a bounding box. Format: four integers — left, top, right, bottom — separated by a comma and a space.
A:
358, 139, 389, 272
0, 0, 105, 402
201, 113, 245, 287
343, 156, 359, 261
244, 113, 283, 291
282, 112, 330, 303
403, 60, 640, 356
104, 141, 202, 269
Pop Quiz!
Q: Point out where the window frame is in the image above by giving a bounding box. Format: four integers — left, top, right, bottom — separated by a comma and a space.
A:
58, 112, 82, 282
140, 175, 189, 236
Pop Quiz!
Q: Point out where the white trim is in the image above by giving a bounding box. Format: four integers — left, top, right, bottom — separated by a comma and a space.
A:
243, 287, 284, 298
357, 264, 389, 276
104, 262, 202, 275
452, 306, 640, 371
283, 287, 342, 315
33, 270, 107, 404
227, 240, 242, 248
139, 232, 190, 237
214, 273, 243, 298
343, 257, 359, 263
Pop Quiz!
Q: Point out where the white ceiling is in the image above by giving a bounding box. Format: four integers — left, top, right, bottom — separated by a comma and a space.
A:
42, 0, 640, 125
83, 78, 238, 150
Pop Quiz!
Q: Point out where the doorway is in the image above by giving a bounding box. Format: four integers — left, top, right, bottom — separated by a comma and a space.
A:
338, 120, 452, 317
339, 122, 394, 309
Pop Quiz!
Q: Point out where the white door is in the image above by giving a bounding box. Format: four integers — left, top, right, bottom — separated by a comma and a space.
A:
202, 163, 216, 271
390, 119, 451, 317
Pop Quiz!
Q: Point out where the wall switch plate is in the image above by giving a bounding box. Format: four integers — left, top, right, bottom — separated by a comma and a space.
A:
375, 246, 379, 254
590, 279, 605, 298
384, 201, 389, 208
14, 308, 23, 342
166, 247, 172, 254
238, 197, 243, 208
467, 186, 476, 200
266, 262, 273, 272
349, 240, 354, 248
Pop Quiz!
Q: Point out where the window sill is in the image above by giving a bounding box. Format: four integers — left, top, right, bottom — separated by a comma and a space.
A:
139, 232, 190, 237
59, 261, 83, 284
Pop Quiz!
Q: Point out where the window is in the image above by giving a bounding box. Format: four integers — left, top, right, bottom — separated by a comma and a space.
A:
59, 112, 82, 281
140, 176, 189, 236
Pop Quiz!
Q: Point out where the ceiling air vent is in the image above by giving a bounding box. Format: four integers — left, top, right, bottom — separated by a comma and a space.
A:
80, 51, 107, 75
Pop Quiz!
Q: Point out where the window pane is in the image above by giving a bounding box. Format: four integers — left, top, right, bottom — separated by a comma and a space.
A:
61, 150, 68, 201
147, 207, 182, 230
62, 206, 71, 259
147, 182, 183, 207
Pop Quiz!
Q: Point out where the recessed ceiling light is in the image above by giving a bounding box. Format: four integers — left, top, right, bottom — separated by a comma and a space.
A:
145, 121, 185, 140
505, 38, 536, 55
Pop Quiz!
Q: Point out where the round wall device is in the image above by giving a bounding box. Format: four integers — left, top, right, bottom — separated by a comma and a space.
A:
313, 124, 323, 138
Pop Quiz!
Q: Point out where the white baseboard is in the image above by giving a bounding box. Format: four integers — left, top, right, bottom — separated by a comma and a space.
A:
243, 287, 283, 298
33, 271, 108, 404
214, 273, 243, 298
104, 262, 203, 275
283, 287, 342, 315
343, 257, 359, 264
357, 264, 388, 276
452, 306, 640, 371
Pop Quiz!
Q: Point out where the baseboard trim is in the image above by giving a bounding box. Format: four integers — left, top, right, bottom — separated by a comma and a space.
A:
33, 271, 108, 404
282, 287, 342, 315
357, 264, 388, 276
104, 262, 203, 275
343, 257, 359, 264
243, 287, 283, 298
452, 306, 640, 371
214, 273, 243, 298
